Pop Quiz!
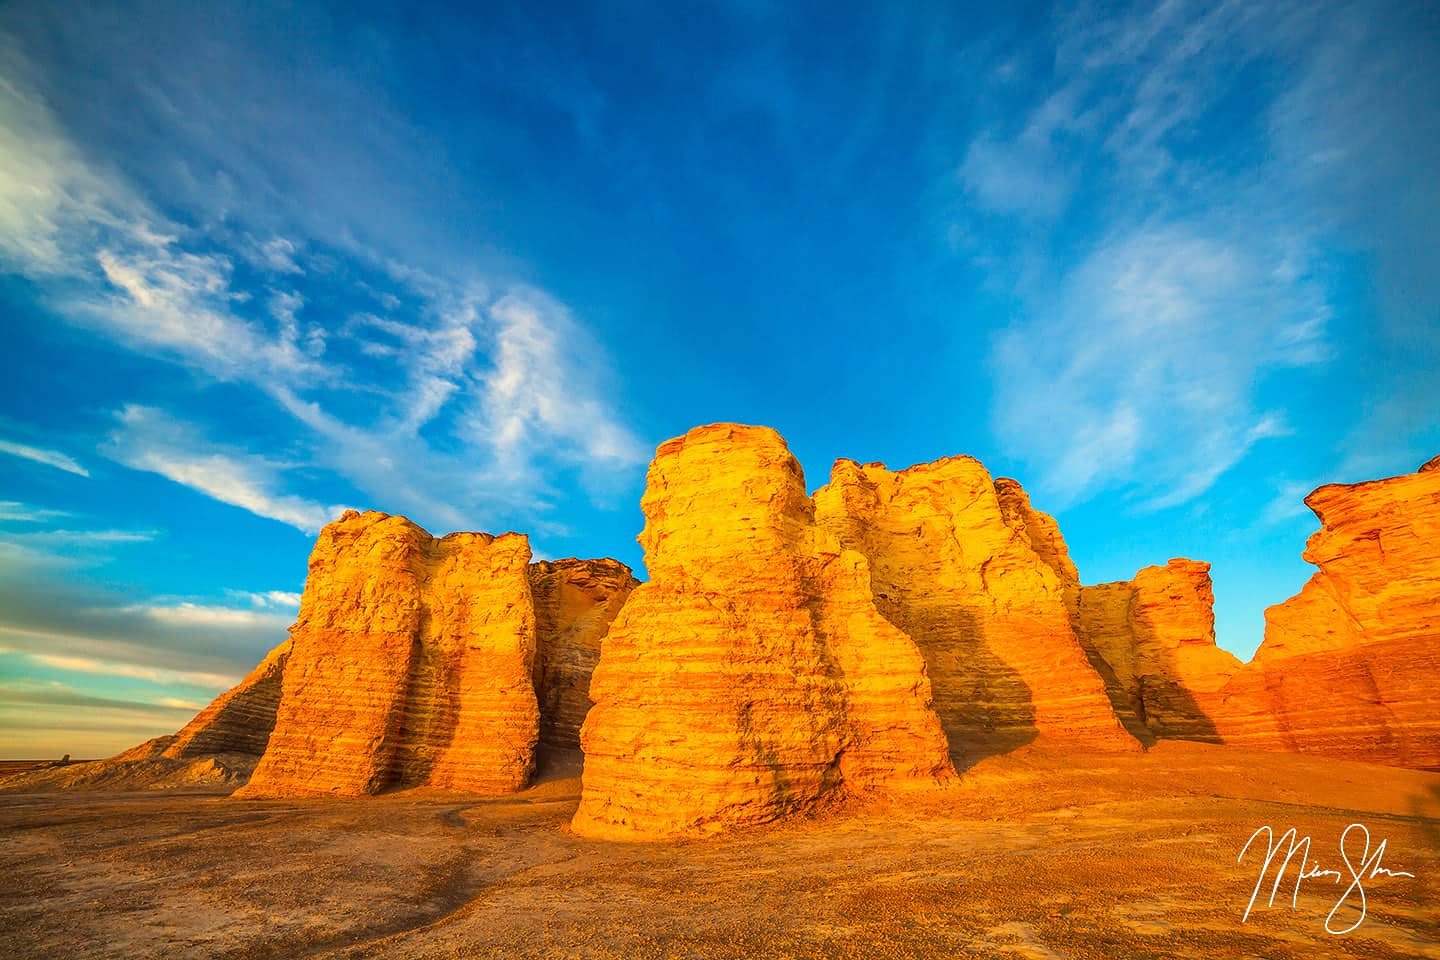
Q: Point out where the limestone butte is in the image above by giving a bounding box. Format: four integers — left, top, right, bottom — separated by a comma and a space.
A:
528, 558, 639, 749
573, 424, 954, 840
238, 511, 540, 797
164, 639, 292, 761
0, 640, 291, 792
1215, 459, 1440, 769
1076, 560, 1240, 741
813, 458, 1138, 767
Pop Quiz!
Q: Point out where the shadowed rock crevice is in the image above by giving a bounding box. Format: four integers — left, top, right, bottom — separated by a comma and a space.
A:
528, 559, 640, 750
1075, 560, 1239, 744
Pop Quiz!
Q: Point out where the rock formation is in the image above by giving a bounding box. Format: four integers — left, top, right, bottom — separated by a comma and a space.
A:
20, 425, 1437, 818
1076, 560, 1240, 741
812, 458, 1139, 767
165, 639, 292, 760
238, 511, 541, 797
1214, 459, 1440, 769
12, 517, 640, 798
573, 424, 954, 840
528, 558, 639, 749
0, 640, 291, 792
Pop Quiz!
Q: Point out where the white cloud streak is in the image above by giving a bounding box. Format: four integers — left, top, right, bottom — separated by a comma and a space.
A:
0, 501, 72, 522
102, 405, 348, 534
993, 224, 1326, 508
966, 0, 1349, 509
125, 601, 294, 629
0, 438, 89, 476
473, 290, 649, 481
227, 589, 302, 609
9, 648, 238, 690
1, 37, 646, 535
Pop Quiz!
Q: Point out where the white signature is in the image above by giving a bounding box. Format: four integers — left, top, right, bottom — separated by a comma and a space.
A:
1238, 823, 1416, 934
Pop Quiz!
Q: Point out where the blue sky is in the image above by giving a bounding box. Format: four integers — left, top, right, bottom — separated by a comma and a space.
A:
1, 0, 1436, 757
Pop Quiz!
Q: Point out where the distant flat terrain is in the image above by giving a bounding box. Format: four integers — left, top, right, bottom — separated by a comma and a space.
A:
0, 761, 94, 776
3, 743, 1437, 959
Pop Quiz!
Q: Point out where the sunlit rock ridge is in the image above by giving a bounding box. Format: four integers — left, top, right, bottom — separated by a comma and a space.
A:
6, 427, 1436, 833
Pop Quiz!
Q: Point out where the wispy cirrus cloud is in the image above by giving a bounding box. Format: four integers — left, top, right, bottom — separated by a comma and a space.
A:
992, 223, 1326, 509
0, 438, 89, 476
5, 647, 240, 690
0, 523, 159, 571
0, 580, 294, 689
124, 601, 294, 630
102, 405, 349, 534
0, 678, 203, 714
0, 502, 72, 523
472, 290, 649, 485
0, 35, 646, 540
957, 0, 1368, 510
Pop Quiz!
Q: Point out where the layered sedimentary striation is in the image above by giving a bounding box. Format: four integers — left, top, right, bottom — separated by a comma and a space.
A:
1214, 459, 1440, 768
1076, 560, 1240, 741
25, 515, 639, 798
574, 424, 954, 840
25, 427, 1439, 815
528, 559, 639, 749
812, 458, 1137, 766
239, 511, 541, 797
165, 639, 292, 760
0, 641, 292, 792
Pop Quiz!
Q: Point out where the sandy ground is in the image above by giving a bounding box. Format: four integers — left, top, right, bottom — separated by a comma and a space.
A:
2, 742, 1437, 959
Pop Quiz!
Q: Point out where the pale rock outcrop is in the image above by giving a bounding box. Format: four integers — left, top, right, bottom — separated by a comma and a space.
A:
1214, 459, 1440, 768
0, 641, 292, 792
165, 639, 292, 760
238, 511, 539, 797
813, 458, 1138, 766
1076, 560, 1240, 741
528, 558, 639, 749
573, 424, 954, 840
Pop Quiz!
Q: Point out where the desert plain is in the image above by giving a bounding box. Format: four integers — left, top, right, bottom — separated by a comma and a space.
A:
4, 743, 1437, 960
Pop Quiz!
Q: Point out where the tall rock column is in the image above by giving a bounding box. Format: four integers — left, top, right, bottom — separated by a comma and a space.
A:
573, 424, 953, 840
238, 511, 540, 797
814, 458, 1137, 766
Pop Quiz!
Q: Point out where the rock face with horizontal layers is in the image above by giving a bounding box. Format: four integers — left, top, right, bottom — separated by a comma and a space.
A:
47, 517, 637, 798
813, 459, 1138, 767
1215, 459, 1440, 769
0, 640, 292, 793
1077, 560, 1240, 741
528, 558, 639, 749
238, 511, 540, 797
574, 424, 954, 840
165, 639, 292, 760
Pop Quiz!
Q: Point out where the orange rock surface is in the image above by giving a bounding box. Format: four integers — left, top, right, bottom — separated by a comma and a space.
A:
1076, 560, 1240, 741
0, 640, 292, 792
238, 511, 540, 797
528, 558, 639, 749
163, 639, 292, 761
573, 424, 954, 840
1214, 460, 1440, 768
813, 458, 1138, 766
